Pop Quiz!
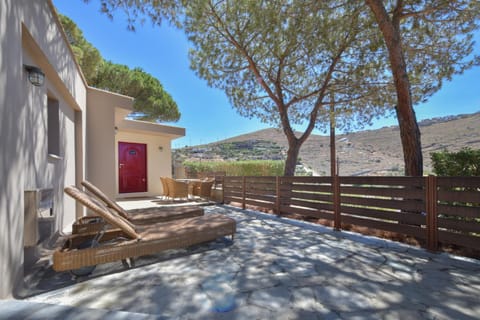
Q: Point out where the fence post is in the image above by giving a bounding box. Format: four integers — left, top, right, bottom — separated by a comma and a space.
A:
333, 174, 341, 231
242, 176, 246, 210
275, 176, 281, 216
426, 175, 438, 251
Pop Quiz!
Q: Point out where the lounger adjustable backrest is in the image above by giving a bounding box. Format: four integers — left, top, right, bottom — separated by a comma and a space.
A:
81, 180, 130, 219
65, 186, 139, 240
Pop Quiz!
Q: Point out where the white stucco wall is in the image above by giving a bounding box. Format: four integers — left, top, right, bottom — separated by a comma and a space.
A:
0, 0, 87, 298
86, 88, 134, 200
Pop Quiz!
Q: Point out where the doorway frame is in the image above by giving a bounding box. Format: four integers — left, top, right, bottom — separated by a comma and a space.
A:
118, 141, 148, 194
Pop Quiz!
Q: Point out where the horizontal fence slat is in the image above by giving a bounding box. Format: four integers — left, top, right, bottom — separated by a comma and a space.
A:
340, 195, 425, 212
437, 177, 480, 188
437, 189, 480, 204
245, 187, 276, 193
245, 194, 276, 202
287, 199, 334, 211
438, 230, 480, 249
280, 176, 332, 184
244, 199, 275, 209
340, 186, 425, 199
224, 178, 243, 183
289, 191, 333, 202
223, 187, 242, 192
245, 175, 277, 179
341, 215, 426, 239
278, 190, 293, 198
245, 177, 276, 184
340, 205, 425, 225
223, 196, 242, 204
279, 189, 333, 197
280, 205, 334, 221
245, 189, 276, 195
245, 188, 276, 196
340, 176, 424, 186
285, 184, 333, 193
223, 185, 241, 192
245, 182, 276, 189
438, 218, 480, 234
224, 183, 242, 187
223, 191, 243, 198
223, 194, 242, 200
437, 204, 480, 219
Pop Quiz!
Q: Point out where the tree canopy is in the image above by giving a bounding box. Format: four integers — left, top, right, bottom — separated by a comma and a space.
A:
84, 0, 480, 175
183, 1, 396, 175
366, 0, 480, 175
58, 14, 102, 84
58, 13, 180, 122
187, 2, 392, 127
391, 0, 480, 103
94, 61, 180, 121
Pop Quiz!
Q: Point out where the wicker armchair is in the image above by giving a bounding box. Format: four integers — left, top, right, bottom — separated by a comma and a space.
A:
160, 177, 170, 198
192, 179, 215, 199
165, 177, 189, 199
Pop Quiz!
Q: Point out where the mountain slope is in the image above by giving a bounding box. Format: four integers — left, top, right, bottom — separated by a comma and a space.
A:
174, 112, 480, 176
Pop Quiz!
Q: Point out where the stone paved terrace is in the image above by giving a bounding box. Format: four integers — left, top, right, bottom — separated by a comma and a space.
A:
4, 204, 480, 319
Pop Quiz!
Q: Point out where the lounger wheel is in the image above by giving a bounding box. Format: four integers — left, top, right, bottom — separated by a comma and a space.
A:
121, 257, 135, 269
70, 239, 99, 277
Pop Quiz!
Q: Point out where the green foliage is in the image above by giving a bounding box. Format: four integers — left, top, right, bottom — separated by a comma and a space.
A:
173, 139, 285, 164
431, 148, 480, 176
94, 61, 180, 121
294, 165, 313, 176
183, 160, 285, 177
370, 1, 480, 105
58, 14, 102, 84
82, 0, 183, 30
185, 1, 393, 132
58, 13, 180, 122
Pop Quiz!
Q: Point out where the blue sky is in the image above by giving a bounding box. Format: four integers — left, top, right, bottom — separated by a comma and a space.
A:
53, 0, 480, 148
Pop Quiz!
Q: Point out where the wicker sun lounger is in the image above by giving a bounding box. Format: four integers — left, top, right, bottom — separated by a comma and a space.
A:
72, 180, 204, 234
53, 186, 236, 273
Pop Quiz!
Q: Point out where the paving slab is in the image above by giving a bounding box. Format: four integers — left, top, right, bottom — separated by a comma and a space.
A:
0, 299, 158, 320
4, 204, 480, 319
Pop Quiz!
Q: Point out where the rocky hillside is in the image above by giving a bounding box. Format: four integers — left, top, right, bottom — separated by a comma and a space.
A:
173, 112, 480, 176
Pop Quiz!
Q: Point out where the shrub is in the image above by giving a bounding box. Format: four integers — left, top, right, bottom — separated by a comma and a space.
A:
183, 160, 285, 177
431, 148, 480, 176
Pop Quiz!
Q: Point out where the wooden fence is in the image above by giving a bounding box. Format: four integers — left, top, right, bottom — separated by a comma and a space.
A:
223, 175, 480, 251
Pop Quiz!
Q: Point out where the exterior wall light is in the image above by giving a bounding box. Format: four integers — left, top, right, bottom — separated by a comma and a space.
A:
24, 64, 45, 86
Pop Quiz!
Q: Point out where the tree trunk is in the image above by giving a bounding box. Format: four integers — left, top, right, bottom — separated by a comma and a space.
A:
330, 101, 336, 177
284, 140, 301, 176
388, 29, 423, 176
366, 0, 423, 176
395, 102, 423, 176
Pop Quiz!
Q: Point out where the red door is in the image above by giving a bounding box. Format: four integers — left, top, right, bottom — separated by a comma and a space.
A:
118, 142, 147, 193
